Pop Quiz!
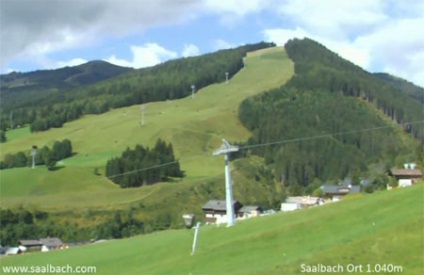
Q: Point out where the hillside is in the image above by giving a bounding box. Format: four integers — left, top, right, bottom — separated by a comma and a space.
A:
238, 38, 423, 192
1, 38, 422, 248
0, 60, 132, 90
284, 39, 423, 142
0, 42, 273, 132
0, 47, 292, 225
0, 61, 132, 111
1, 184, 422, 274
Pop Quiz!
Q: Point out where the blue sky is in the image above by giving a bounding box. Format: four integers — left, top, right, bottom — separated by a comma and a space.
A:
1, 0, 423, 87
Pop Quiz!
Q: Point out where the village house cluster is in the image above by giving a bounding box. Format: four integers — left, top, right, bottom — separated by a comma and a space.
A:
199, 163, 423, 224
0, 238, 99, 257
0, 238, 66, 256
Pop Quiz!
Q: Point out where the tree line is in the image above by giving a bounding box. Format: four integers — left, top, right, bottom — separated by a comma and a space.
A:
0, 130, 5, 143
0, 206, 174, 246
105, 139, 184, 188
0, 208, 91, 246
0, 139, 73, 170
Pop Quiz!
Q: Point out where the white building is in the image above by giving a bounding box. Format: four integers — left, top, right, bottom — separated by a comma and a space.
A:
281, 196, 321, 212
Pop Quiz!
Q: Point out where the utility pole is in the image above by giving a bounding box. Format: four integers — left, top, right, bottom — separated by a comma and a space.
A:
191, 84, 196, 99
141, 104, 145, 126
213, 139, 239, 227
9, 112, 14, 129
30, 146, 37, 169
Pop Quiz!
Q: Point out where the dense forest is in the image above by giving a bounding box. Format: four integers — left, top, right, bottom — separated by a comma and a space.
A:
373, 73, 424, 103
105, 139, 184, 188
238, 38, 423, 192
0, 139, 73, 170
0, 42, 274, 133
284, 38, 423, 142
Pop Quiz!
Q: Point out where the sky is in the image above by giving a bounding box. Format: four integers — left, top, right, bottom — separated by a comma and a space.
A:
1, 0, 423, 87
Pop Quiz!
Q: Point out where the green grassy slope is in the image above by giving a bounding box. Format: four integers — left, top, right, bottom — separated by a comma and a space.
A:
0, 47, 293, 210
1, 184, 422, 275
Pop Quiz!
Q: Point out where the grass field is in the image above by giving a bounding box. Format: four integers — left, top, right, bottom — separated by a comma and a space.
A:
1, 184, 422, 274
4, 126, 31, 143
0, 47, 293, 210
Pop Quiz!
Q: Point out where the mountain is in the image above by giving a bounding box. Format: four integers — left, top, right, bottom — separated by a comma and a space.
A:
0, 60, 132, 91
0, 42, 274, 131
238, 38, 423, 190
0, 61, 132, 120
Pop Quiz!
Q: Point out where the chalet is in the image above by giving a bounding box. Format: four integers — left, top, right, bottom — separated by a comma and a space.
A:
390, 164, 423, 187
18, 240, 42, 252
281, 196, 322, 212
321, 184, 360, 201
19, 238, 65, 252
40, 237, 65, 252
202, 200, 243, 224
238, 205, 262, 218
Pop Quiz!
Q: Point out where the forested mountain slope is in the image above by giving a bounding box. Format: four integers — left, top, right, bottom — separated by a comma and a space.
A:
373, 72, 424, 103
0, 61, 132, 112
0, 42, 273, 133
1, 60, 131, 91
238, 38, 423, 191
284, 38, 423, 141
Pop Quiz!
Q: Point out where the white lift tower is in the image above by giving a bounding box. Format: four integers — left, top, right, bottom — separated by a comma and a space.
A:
213, 139, 239, 227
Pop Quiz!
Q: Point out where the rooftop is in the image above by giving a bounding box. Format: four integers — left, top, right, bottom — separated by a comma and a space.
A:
286, 196, 320, 205
19, 240, 42, 246
390, 168, 423, 177
19, 238, 63, 248
202, 200, 242, 211
322, 185, 360, 195
39, 238, 63, 247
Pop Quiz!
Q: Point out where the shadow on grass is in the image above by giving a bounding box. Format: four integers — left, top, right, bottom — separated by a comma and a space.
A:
48, 166, 65, 172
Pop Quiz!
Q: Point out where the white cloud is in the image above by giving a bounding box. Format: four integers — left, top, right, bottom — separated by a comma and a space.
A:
263, 28, 371, 69
3, 68, 16, 74
213, 39, 237, 51
0, 0, 199, 69
105, 43, 178, 69
182, 44, 200, 58
56, 58, 88, 68
263, 0, 424, 87
204, 0, 269, 16
2, 0, 423, 87
203, 0, 276, 26
353, 17, 424, 87
262, 27, 307, 46
278, 0, 387, 40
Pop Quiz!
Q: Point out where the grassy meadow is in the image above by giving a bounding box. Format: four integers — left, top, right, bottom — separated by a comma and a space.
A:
1, 184, 422, 274
0, 47, 293, 210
